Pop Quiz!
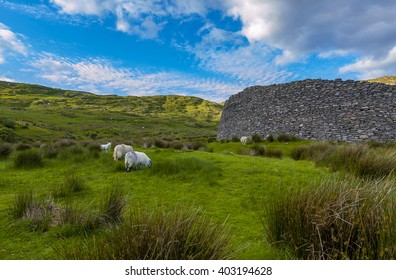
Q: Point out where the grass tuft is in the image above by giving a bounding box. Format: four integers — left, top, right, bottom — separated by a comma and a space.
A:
56, 207, 234, 260
14, 150, 43, 169
0, 142, 13, 159
263, 177, 396, 259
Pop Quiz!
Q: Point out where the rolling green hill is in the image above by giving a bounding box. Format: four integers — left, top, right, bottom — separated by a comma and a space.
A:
0, 81, 222, 143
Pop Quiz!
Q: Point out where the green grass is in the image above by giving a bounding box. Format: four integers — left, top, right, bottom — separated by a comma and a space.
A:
0, 81, 222, 142
1, 80, 395, 260
263, 176, 396, 259
0, 143, 332, 259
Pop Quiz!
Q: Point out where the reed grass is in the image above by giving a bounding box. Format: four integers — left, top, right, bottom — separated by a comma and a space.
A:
263, 177, 396, 259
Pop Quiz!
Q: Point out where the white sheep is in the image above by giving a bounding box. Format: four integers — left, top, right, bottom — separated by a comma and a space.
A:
113, 144, 133, 161
125, 151, 152, 172
100, 142, 111, 152
240, 136, 248, 145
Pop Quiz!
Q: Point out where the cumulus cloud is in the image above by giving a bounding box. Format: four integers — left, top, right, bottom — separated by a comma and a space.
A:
48, 0, 396, 79
223, 0, 396, 58
189, 25, 293, 85
49, 0, 214, 37
0, 23, 28, 63
340, 46, 396, 79
29, 54, 240, 102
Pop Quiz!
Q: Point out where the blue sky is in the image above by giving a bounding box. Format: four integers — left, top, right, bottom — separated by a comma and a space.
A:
1, 0, 396, 102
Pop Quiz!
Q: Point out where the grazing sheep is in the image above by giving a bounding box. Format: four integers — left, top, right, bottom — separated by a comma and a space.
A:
240, 136, 248, 145
100, 142, 111, 152
125, 151, 152, 172
113, 144, 133, 161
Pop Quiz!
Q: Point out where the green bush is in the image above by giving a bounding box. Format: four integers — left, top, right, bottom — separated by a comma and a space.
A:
266, 148, 283, 159
263, 177, 396, 259
251, 134, 262, 143
57, 208, 233, 260
0, 117, 16, 129
291, 145, 309, 160
277, 134, 299, 142
250, 144, 267, 156
14, 150, 43, 169
231, 136, 240, 142
266, 135, 275, 142
41, 143, 59, 159
0, 142, 13, 159
15, 143, 32, 151
0, 126, 16, 142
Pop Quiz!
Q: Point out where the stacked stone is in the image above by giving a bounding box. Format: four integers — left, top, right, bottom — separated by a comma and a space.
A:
217, 79, 396, 143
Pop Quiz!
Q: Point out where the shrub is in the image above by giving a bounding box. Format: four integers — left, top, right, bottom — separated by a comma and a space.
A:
15, 143, 32, 151
41, 143, 59, 159
231, 136, 240, 142
266, 148, 283, 159
251, 134, 261, 143
291, 145, 309, 160
266, 135, 275, 142
0, 126, 16, 142
14, 150, 43, 169
250, 144, 267, 156
263, 177, 396, 259
0, 142, 13, 159
0, 117, 16, 129
154, 138, 169, 148
57, 208, 233, 260
190, 141, 207, 151
55, 139, 76, 148
277, 134, 299, 142
169, 140, 184, 150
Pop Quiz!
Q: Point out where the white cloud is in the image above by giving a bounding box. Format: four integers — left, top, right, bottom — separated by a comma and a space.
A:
0, 23, 28, 63
0, 76, 15, 82
29, 54, 240, 102
47, 0, 396, 79
49, 0, 213, 37
222, 0, 396, 57
340, 45, 396, 79
188, 24, 293, 85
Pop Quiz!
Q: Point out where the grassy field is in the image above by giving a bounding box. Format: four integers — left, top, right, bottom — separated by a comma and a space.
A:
0, 81, 222, 142
0, 139, 337, 260
1, 81, 395, 260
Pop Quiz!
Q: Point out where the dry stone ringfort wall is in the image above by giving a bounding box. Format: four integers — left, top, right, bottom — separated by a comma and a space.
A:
217, 79, 396, 143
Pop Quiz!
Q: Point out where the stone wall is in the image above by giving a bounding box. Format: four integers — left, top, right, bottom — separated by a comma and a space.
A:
217, 79, 396, 143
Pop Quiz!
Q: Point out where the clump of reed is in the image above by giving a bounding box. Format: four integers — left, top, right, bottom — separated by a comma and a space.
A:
57, 207, 233, 260
291, 143, 396, 179
263, 177, 396, 259
14, 150, 43, 169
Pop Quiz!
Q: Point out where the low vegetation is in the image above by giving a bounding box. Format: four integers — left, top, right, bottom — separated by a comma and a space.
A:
1, 80, 395, 260
263, 176, 396, 259
291, 142, 396, 179
57, 208, 233, 260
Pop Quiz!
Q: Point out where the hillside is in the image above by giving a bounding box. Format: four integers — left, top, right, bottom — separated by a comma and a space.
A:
367, 76, 396, 85
0, 81, 222, 142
